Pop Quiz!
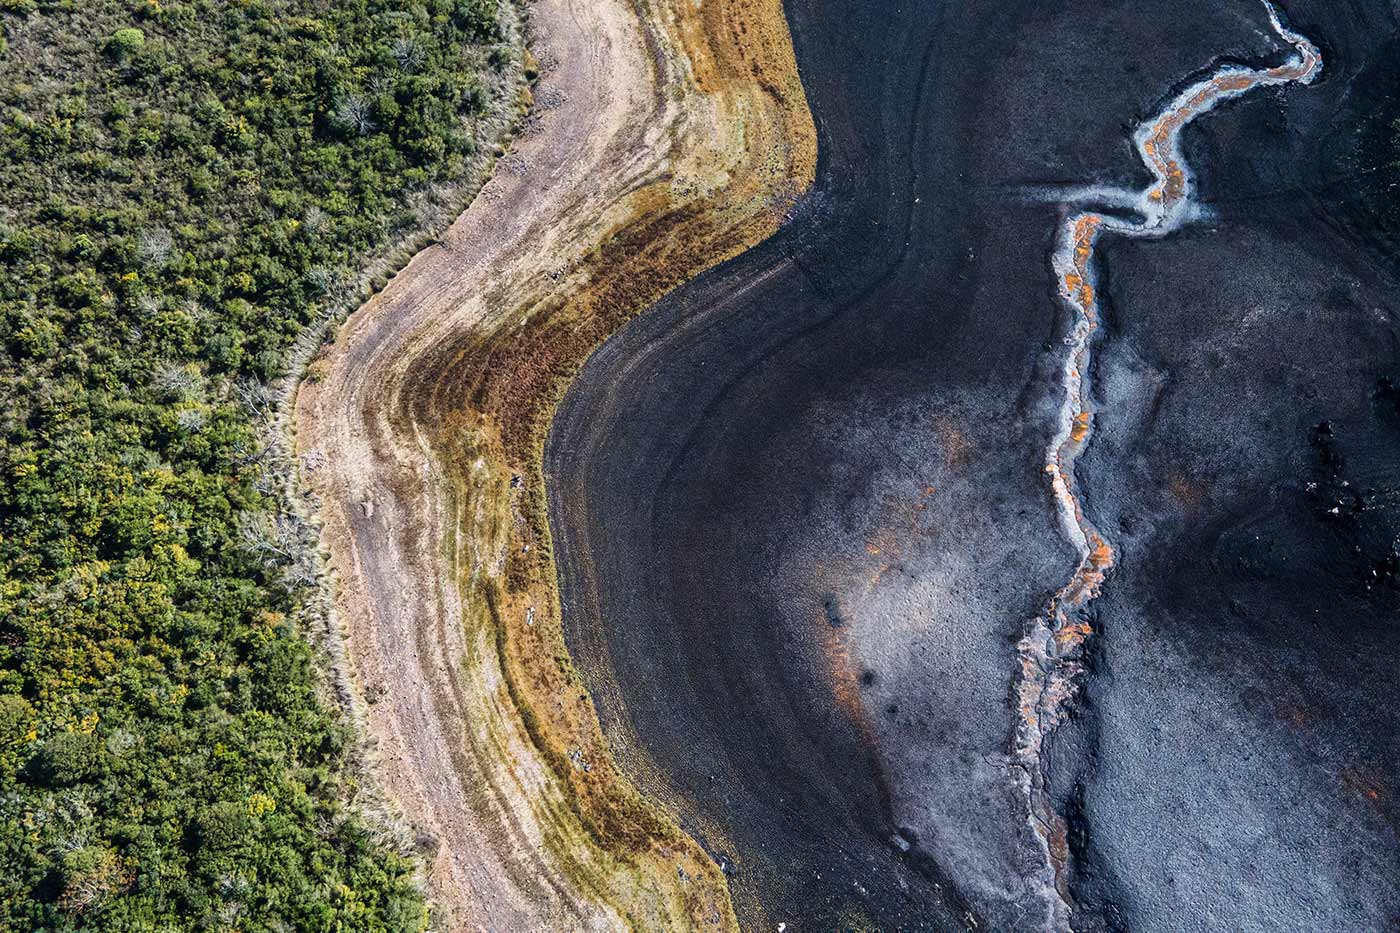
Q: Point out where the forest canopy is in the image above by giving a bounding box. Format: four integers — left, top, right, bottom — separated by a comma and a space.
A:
0, 0, 515, 927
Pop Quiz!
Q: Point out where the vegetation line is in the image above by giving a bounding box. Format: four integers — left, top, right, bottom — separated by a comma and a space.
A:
294, 0, 817, 926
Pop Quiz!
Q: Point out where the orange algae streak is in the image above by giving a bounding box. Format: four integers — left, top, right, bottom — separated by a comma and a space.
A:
1012, 4, 1321, 927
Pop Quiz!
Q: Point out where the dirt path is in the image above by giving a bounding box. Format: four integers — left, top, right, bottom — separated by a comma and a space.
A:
297, 1, 650, 924
293, 0, 813, 928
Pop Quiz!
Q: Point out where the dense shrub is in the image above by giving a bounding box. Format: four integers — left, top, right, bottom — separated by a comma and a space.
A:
104, 26, 145, 59
0, 0, 514, 927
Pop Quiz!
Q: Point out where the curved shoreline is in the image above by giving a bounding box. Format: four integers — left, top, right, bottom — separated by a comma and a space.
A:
293, 0, 814, 927
544, 0, 1371, 928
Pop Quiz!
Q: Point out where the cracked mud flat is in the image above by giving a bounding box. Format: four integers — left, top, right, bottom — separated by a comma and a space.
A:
550, 0, 1400, 930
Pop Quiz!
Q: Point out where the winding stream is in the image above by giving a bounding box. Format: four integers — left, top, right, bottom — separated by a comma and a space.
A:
1012, 2, 1323, 923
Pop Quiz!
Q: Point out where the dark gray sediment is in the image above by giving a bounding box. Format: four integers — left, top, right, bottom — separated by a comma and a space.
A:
547, 1, 1400, 929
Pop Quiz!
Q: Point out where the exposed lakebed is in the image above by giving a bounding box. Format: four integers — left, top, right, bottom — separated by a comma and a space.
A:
547, 1, 1400, 928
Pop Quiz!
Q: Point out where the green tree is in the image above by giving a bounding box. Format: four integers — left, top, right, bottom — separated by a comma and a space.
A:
0, 0, 522, 927
104, 27, 145, 60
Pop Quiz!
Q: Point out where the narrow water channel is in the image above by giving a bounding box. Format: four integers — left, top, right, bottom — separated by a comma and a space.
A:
1013, 5, 1323, 923
549, 1, 1400, 928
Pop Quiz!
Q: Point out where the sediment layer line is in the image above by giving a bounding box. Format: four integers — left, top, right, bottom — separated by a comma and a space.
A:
294, 0, 814, 928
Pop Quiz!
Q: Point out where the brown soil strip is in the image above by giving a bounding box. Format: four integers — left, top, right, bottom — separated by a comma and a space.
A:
293, 0, 814, 928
